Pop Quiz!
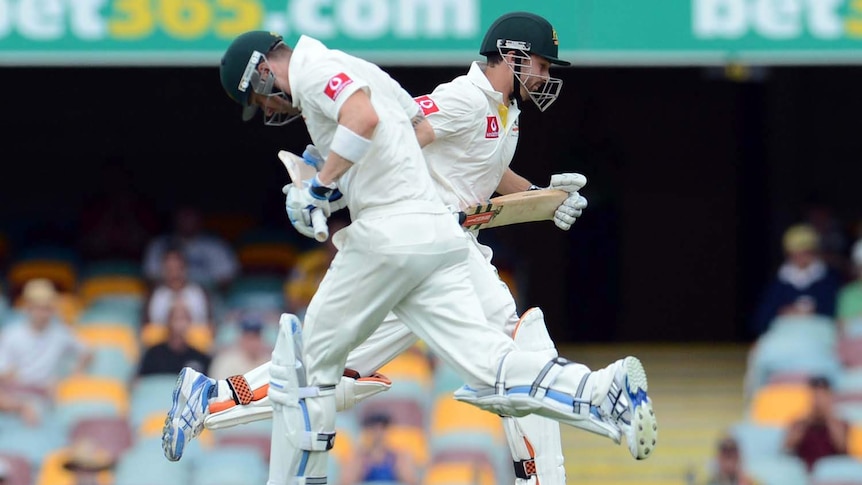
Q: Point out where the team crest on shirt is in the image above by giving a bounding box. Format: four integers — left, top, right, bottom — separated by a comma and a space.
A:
485, 116, 500, 139
324, 73, 353, 100
414, 95, 439, 116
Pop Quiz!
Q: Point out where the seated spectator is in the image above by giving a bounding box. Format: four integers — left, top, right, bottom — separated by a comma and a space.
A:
142, 205, 239, 291
750, 224, 843, 338
836, 238, 862, 325
0, 279, 91, 393
144, 247, 210, 325
339, 412, 418, 485
208, 313, 271, 380
137, 301, 211, 378
783, 375, 849, 471
703, 435, 753, 485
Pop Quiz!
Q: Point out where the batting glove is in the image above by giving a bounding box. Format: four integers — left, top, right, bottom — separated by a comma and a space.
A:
302, 144, 347, 213
554, 193, 588, 230
548, 173, 588, 231
283, 184, 316, 239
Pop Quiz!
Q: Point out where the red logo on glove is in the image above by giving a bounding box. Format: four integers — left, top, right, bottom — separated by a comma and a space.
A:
485, 116, 500, 139
324, 73, 354, 100
414, 95, 439, 116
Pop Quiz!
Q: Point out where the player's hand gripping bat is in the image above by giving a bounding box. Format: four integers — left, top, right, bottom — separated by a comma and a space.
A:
278, 150, 329, 242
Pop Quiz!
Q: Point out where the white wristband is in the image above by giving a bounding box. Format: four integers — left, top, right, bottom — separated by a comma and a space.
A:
330, 124, 372, 164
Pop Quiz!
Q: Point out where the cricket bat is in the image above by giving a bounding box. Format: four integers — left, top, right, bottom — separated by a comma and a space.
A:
458, 189, 568, 230
277, 150, 329, 242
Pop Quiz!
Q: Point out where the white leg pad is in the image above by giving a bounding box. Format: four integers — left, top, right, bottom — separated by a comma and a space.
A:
454, 349, 621, 443
505, 308, 566, 485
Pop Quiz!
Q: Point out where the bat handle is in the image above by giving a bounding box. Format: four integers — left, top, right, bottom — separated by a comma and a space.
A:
311, 209, 329, 242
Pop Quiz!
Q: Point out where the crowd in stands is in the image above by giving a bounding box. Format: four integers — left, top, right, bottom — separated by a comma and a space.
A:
0, 203, 516, 485
703, 219, 862, 485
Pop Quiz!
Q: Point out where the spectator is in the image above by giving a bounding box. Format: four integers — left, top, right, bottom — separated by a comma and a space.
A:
137, 300, 211, 378
144, 247, 211, 326
836, 238, 862, 324
801, 198, 851, 279
339, 412, 418, 485
77, 159, 159, 262
783, 375, 849, 471
750, 224, 843, 338
0, 279, 91, 393
703, 435, 753, 485
208, 313, 271, 380
142, 205, 239, 291
0, 393, 40, 426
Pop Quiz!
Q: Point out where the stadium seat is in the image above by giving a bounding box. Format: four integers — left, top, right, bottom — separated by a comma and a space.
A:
358, 398, 425, 429
743, 455, 808, 485
430, 395, 505, 443
748, 382, 812, 426
87, 346, 136, 383
423, 460, 496, 485
377, 346, 434, 389
53, 401, 122, 434
810, 454, 862, 484
34, 448, 113, 485
225, 275, 286, 313
140, 322, 213, 353
76, 297, 143, 327
80, 259, 142, 279
69, 416, 133, 461
190, 447, 268, 485
75, 324, 140, 363
841, 316, 862, 339
0, 452, 32, 485
432, 362, 466, 399
237, 241, 299, 274
113, 442, 192, 485
0, 425, 67, 470
54, 292, 83, 324
7, 259, 77, 294
78, 275, 147, 305
730, 421, 787, 461
56, 375, 130, 417
849, 424, 862, 460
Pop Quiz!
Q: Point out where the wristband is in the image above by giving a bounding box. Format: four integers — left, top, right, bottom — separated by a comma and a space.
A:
331, 124, 372, 163
310, 174, 337, 200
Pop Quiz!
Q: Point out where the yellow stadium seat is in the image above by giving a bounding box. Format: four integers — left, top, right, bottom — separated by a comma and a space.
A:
384, 425, 429, 467
430, 396, 504, 442
849, 425, 862, 459
330, 428, 356, 467
238, 242, 298, 273
78, 275, 146, 304
377, 346, 433, 388
8, 260, 77, 293
75, 325, 140, 363
749, 383, 812, 426
55, 376, 130, 415
34, 448, 113, 485
423, 461, 495, 485
140, 322, 213, 353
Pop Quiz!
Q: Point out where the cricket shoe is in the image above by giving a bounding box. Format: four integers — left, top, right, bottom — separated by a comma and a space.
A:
600, 356, 657, 460
162, 367, 214, 461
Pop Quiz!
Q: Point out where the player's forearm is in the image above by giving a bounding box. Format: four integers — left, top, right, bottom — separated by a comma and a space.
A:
414, 117, 436, 148
496, 168, 533, 195
318, 153, 354, 185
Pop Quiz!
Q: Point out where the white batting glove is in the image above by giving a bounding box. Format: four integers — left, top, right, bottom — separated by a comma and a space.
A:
554, 193, 588, 230
549, 173, 587, 193
548, 173, 588, 231
283, 184, 316, 239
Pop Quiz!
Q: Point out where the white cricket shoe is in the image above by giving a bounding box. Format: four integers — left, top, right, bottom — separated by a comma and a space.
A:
162, 367, 214, 461
601, 356, 658, 460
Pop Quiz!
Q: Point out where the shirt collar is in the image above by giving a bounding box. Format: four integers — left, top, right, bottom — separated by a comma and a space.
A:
466, 61, 512, 107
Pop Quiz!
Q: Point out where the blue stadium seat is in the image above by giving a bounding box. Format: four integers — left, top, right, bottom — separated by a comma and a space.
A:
743, 455, 808, 485
810, 455, 862, 484
730, 421, 787, 461
113, 440, 192, 485
190, 448, 267, 485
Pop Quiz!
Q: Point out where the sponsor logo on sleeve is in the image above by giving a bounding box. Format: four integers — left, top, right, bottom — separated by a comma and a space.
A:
324, 73, 354, 100
414, 95, 440, 116
485, 116, 500, 139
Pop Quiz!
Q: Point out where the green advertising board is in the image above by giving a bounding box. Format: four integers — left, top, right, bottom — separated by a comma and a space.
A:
1, 0, 861, 66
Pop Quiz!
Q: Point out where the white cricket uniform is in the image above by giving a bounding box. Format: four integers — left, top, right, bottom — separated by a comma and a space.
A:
344, 62, 522, 374
287, 33, 518, 399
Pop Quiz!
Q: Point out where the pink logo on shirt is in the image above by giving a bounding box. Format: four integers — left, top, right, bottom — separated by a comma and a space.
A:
414, 95, 440, 116
485, 116, 500, 139
324, 73, 353, 100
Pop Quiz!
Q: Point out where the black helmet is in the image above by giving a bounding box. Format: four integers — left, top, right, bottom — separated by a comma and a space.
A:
219, 31, 285, 121
480, 12, 570, 66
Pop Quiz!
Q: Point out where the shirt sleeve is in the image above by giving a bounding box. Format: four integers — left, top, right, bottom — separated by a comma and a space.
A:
297, 61, 370, 123
414, 83, 485, 139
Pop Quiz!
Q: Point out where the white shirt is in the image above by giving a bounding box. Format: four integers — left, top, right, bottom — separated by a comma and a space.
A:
288, 35, 440, 217
143, 235, 239, 287
146, 284, 210, 324
0, 319, 88, 384
416, 62, 521, 210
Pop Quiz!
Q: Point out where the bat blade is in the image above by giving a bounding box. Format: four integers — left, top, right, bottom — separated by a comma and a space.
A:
460, 189, 568, 230
277, 150, 329, 242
